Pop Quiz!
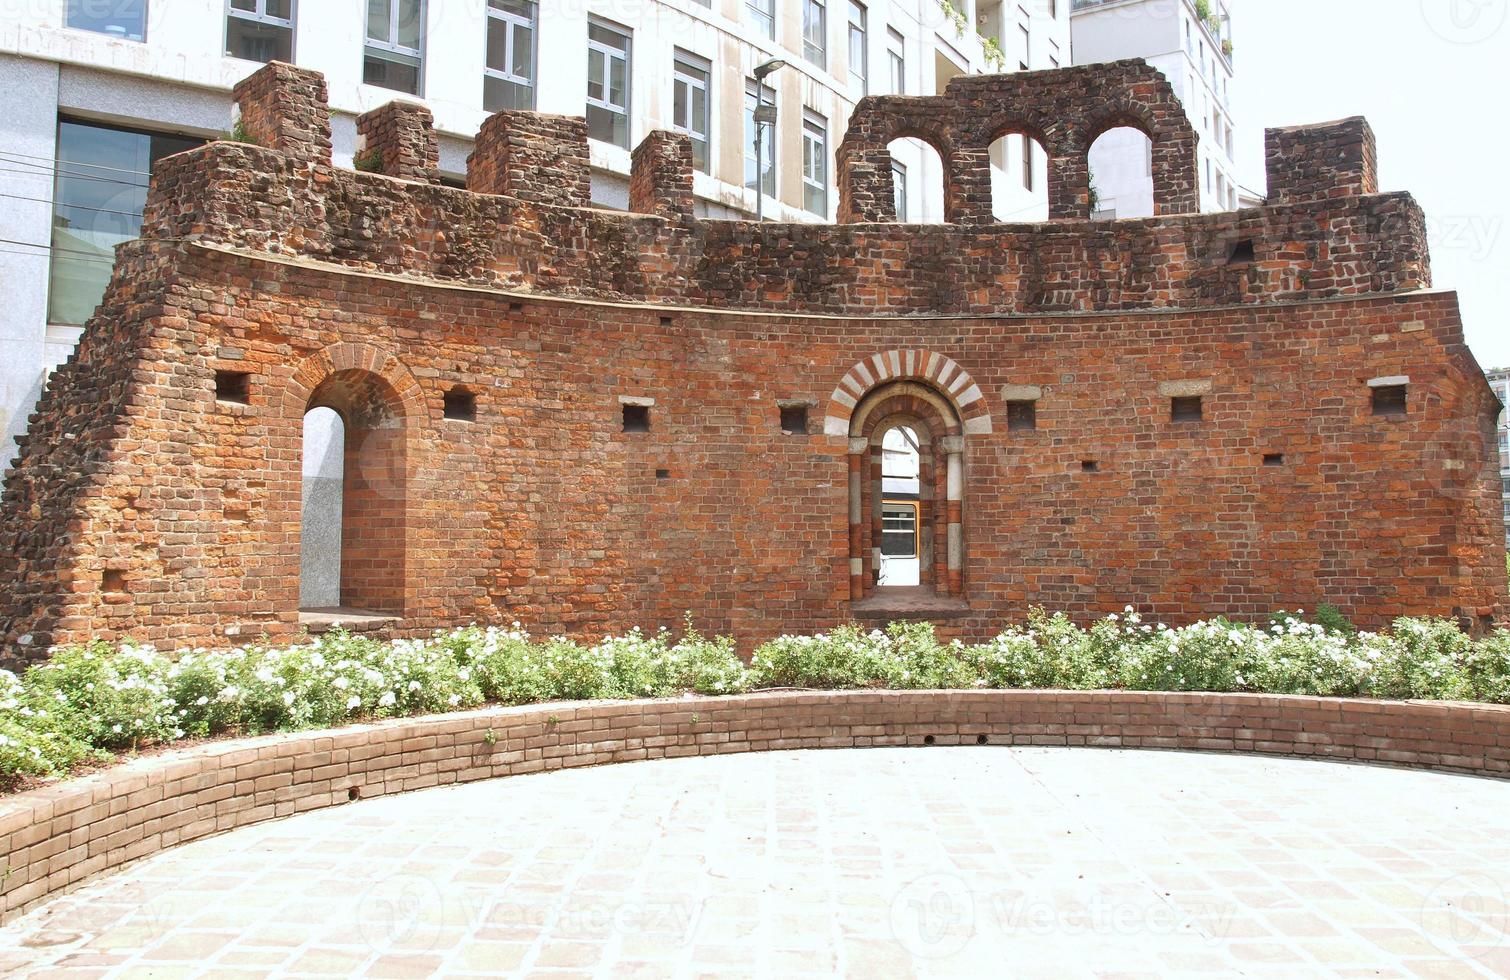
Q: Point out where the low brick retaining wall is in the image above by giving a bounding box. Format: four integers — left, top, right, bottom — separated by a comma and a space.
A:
3, 690, 1509, 922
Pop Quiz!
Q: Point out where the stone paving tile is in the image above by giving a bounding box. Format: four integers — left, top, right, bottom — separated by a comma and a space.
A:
3, 749, 1510, 978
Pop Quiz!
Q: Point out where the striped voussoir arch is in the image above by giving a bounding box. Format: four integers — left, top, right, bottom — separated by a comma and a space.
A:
823, 350, 993, 437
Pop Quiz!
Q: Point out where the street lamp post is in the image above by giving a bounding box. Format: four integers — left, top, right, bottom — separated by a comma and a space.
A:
752, 58, 787, 222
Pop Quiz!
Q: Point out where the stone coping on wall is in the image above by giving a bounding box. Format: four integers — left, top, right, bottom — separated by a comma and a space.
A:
188, 241, 1450, 322
3, 690, 1508, 924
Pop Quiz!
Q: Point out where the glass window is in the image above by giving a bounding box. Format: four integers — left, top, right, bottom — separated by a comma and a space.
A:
586, 18, 631, 148
881, 504, 917, 558
887, 28, 905, 94
672, 51, 711, 173
746, 0, 775, 40
743, 78, 776, 198
66, 0, 146, 41
891, 161, 907, 222
802, 109, 828, 216
1021, 135, 1033, 191
847, 2, 867, 96
226, 0, 295, 63
803, 0, 827, 67
485, 0, 536, 110
364, 0, 425, 94
48, 120, 202, 326
1017, 23, 1030, 70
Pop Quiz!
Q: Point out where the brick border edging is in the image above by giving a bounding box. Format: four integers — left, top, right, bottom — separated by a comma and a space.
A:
3, 690, 1508, 922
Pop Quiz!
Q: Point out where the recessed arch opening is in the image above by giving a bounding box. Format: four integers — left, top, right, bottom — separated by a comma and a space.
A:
1088, 123, 1155, 219
886, 136, 947, 224
848, 381, 967, 601
300, 369, 409, 618
988, 128, 1050, 222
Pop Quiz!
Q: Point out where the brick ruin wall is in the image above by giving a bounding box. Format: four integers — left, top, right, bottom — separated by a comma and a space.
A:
0, 61, 1504, 662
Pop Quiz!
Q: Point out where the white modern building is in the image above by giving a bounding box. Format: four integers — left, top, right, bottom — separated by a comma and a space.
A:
1489, 367, 1510, 547
1069, 0, 1244, 218
0, 1, 1069, 465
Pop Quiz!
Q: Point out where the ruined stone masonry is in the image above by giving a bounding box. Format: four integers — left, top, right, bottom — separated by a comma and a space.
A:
0, 60, 1504, 663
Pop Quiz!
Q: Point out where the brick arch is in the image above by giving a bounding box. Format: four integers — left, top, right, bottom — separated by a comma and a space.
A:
283, 341, 427, 424
837, 96, 965, 224
840, 64, 1202, 224
1068, 96, 1200, 220
834, 355, 984, 602
972, 112, 1062, 225
824, 350, 991, 438
283, 342, 424, 618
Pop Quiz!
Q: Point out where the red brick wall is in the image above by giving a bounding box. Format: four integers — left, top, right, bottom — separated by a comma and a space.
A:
2, 690, 1508, 922
0, 241, 1502, 658
0, 62, 1502, 661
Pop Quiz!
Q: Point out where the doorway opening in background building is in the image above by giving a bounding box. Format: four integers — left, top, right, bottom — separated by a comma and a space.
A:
879, 426, 922, 587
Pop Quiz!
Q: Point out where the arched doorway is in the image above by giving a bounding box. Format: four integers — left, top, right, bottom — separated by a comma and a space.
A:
848, 381, 966, 601
299, 369, 409, 617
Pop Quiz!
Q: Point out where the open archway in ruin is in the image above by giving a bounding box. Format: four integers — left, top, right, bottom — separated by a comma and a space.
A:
299, 369, 410, 618
886, 137, 946, 223
988, 129, 1050, 223
848, 381, 967, 602
1088, 125, 1155, 219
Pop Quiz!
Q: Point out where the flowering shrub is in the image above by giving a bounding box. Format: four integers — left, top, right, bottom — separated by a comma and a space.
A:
1, 612, 1507, 791
753, 623, 975, 690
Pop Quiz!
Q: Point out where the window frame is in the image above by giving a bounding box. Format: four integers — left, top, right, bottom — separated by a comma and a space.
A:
483, 0, 537, 111
802, 108, 829, 217
224, 0, 296, 63
744, 77, 777, 200
47, 117, 203, 327
847, 1, 868, 96
745, 0, 776, 40
586, 17, 633, 149
803, 0, 827, 68
672, 49, 712, 174
363, 0, 427, 95
887, 27, 906, 94
65, 0, 148, 42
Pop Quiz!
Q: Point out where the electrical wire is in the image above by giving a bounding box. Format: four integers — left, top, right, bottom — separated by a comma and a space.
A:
0, 151, 155, 179
0, 191, 147, 221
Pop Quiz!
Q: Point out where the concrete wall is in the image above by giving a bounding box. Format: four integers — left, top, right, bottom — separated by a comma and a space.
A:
0, 55, 60, 469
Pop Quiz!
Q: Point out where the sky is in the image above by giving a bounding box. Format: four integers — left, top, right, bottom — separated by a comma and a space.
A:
1230, 0, 1510, 370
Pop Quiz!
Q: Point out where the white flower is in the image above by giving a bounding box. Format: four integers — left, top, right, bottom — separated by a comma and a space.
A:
282, 691, 295, 706
378, 691, 396, 708
345, 695, 361, 710
333, 677, 349, 690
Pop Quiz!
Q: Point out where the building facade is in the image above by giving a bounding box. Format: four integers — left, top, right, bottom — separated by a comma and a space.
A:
0, 0, 1070, 466
1490, 368, 1510, 546
1070, 0, 1241, 217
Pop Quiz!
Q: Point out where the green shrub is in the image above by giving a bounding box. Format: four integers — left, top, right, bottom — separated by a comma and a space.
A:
1363, 618, 1475, 701
2, 610, 1507, 791
1465, 631, 1510, 704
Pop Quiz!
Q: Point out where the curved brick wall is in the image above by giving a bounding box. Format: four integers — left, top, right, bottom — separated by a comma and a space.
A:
3, 691, 1508, 923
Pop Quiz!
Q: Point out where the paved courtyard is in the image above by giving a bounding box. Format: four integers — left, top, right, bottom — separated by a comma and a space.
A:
2, 747, 1509, 978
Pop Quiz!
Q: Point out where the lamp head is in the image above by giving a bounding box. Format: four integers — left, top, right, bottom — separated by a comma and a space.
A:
754, 58, 788, 80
